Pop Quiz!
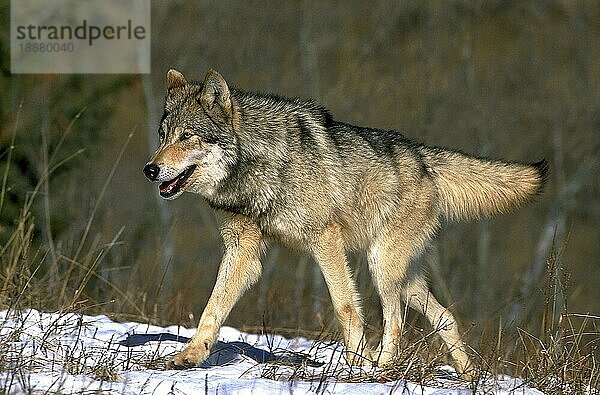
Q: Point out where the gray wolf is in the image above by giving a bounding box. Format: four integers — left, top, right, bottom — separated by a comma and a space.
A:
143, 68, 547, 379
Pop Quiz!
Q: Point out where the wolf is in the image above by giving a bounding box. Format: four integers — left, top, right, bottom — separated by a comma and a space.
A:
143, 68, 547, 379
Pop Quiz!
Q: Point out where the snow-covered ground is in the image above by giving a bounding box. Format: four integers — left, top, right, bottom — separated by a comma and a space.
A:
0, 309, 544, 394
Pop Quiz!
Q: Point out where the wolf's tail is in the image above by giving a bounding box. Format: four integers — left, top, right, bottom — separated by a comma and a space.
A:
421, 146, 548, 221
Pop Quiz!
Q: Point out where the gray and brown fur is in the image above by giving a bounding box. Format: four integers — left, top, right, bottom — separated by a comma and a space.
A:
143, 69, 547, 379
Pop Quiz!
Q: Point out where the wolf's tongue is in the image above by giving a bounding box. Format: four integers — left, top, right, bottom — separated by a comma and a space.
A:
158, 165, 197, 198
159, 178, 178, 193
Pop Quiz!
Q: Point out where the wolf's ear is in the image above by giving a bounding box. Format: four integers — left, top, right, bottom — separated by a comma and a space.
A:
166, 69, 187, 91
199, 69, 232, 120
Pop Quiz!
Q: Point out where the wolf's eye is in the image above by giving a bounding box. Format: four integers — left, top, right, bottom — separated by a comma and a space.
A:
180, 131, 193, 141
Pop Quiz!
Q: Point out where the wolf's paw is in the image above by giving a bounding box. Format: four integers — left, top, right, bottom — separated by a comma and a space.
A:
168, 343, 210, 369
369, 343, 400, 368
458, 370, 476, 382
456, 361, 477, 382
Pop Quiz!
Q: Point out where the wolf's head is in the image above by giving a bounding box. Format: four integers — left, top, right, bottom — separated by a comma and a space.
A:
143, 69, 238, 200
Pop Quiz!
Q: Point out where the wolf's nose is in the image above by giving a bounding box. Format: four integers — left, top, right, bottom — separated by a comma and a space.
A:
143, 163, 160, 181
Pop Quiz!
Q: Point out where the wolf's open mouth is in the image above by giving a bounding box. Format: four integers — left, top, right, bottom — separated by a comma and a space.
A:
159, 165, 197, 198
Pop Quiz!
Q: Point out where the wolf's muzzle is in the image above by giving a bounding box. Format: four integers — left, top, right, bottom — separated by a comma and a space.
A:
143, 163, 160, 181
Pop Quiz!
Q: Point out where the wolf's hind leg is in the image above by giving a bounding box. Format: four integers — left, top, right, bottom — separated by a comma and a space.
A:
367, 200, 473, 378
404, 276, 474, 379
371, 236, 474, 378
312, 223, 371, 365
367, 235, 415, 366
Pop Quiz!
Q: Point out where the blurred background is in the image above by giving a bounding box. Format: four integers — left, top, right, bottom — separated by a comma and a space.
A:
0, 0, 598, 362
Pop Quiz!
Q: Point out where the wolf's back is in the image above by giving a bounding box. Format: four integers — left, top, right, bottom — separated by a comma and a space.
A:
421, 147, 548, 221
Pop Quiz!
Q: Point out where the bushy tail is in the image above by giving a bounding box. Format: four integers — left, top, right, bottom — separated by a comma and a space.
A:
421, 146, 548, 221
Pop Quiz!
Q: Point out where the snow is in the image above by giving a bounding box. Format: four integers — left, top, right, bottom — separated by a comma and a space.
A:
0, 309, 545, 394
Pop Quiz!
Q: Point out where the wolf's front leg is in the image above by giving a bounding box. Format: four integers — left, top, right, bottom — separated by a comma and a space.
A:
311, 223, 371, 365
169, 213, 263, 369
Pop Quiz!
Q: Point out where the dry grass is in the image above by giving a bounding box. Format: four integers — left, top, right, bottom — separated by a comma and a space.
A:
241, 251, 599, 393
